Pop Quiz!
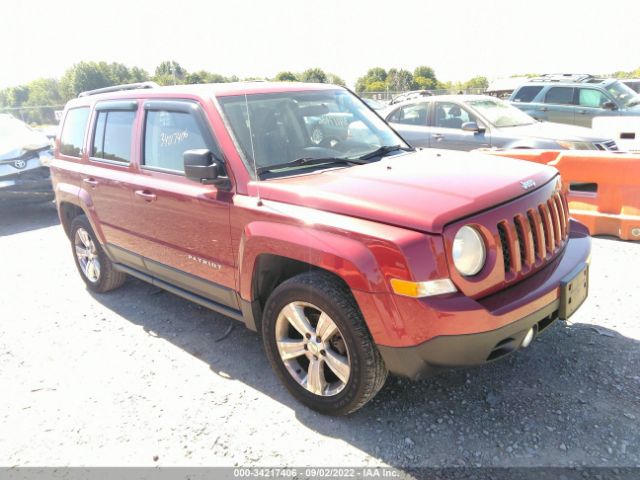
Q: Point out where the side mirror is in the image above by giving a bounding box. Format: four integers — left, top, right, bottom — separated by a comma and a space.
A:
462, 121, 485, 133
602, 101, 617, 111
184, 149, 226, 185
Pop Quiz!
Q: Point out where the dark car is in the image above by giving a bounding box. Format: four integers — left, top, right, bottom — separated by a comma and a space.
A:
0, 114, 54, 203
383, 95, 618, 151
510, 74, 640, 128
51, 81, 590, 415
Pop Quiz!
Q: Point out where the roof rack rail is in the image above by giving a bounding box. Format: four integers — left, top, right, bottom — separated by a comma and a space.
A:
529, 73, 595, 83
78, 81, 159, 98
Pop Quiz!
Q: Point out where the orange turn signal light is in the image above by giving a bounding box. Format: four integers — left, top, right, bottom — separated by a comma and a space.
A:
390, 278, 457, 298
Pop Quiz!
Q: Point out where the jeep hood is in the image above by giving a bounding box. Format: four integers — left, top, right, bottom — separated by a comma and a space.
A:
251, 149, 558, 233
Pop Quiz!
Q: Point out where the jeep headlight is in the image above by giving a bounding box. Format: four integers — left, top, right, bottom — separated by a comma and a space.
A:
452, 226, 486, 276
556, 140, 597, 150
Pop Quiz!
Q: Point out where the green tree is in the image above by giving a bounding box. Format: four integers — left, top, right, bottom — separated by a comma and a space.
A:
386, 68, 414, 91
413, 65, 439, 90
300, 68, 328, 83
355, 67, 388, 92
4, 85, 30, 106
413, 66, 436, 80
326, 73, 346, 86
274, 71, 299, 82
105, 62, 150, 84
128, 67, 150, 83
462, 76, 489, 90
24, 78, 63, 123
365, 80, 387, 92
366, 67, 387, 83
510, 73, 540, 78
154, 61, 186, 85
609, 67, 640, 78
59, 61, 113, 98
185, 70, 228, 84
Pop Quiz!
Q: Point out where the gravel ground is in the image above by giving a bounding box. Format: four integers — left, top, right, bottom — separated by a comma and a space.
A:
0, 202, 639, 469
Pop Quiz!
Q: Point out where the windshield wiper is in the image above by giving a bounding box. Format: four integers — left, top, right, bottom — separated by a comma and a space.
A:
256, 157, 368, 176
355, 144, 412, 161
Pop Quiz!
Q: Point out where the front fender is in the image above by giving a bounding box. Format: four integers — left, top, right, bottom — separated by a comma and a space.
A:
237, 221, 385, 301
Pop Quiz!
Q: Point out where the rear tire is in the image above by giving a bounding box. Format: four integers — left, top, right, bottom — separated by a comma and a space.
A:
262, 271, 387, 415
70, 215, 126, 293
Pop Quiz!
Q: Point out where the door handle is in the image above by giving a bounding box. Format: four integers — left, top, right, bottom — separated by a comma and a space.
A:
537, 107, 548, 112
134, 189, 157, 202
577, 109, 587, 114
433, 134, 444, 140
83, 177, 98, 187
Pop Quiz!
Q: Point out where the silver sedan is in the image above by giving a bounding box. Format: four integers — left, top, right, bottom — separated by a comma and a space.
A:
382, 95, 618, 152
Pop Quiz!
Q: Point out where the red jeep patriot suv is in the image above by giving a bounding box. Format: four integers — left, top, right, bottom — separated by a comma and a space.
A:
51, 81, 591, 415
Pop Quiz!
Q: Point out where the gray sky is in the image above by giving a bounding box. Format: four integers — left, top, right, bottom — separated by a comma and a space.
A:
2, 0, 638, 89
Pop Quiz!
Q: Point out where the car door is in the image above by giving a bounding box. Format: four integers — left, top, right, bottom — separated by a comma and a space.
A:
83, 101, 142, 249
575, 87, 615, 127
429, 101, 490, 151
541, 87, 576, 125
385, 102, 430, 147
124, 99, 237, 308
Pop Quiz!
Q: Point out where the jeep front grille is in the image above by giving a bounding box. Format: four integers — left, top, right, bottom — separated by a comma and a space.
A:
498, 191, 569, 274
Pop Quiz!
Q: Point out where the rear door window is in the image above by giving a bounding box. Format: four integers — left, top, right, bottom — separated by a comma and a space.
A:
60, 107, 90, 157
544, 87, 575, 105
92, 111, 136, 163
512, 86, 543, 103
388, 103, 429, 125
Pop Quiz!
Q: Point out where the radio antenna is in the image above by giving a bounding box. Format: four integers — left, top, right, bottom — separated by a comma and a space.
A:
244, 93, 262, 206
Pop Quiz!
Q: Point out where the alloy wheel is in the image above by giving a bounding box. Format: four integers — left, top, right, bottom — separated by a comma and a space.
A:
74, 227, 101, 283
275, 301, 351, 396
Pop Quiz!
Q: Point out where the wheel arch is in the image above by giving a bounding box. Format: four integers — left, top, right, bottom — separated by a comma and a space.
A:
238, 222, 386, 333
54, 181, 105, 243
58, 201, 85, 239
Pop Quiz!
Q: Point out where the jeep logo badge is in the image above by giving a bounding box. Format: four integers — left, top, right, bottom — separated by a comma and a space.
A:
520, 179, 536, 190
13, 159, 27, 169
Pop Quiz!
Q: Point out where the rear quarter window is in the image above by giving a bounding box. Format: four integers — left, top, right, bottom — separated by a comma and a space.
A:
544, 87, 575, 105
59, 107, 90, 157
512, 86, 543, 103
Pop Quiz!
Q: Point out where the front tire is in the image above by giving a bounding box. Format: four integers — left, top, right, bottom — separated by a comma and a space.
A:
70, 215, 126, 293
262, 271, 387, 415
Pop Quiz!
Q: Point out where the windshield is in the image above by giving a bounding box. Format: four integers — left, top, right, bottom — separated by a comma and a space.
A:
605, 80, 640, 107
467, 98, 536, 127
217, 89, 406, 177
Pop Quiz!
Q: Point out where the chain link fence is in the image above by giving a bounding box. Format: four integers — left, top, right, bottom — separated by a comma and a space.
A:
0, 105, 64, 126
358, 88, 487, 102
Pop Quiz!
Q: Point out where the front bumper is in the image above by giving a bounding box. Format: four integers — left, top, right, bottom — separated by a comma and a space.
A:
0, 166, 53, 202
368, 220, 591, 380
378, 298, 561, 379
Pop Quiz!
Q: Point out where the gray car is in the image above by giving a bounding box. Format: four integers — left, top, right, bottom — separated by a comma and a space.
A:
510, 74, 640, 128
382, 95, 618, 152
0, 114, 54, 203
